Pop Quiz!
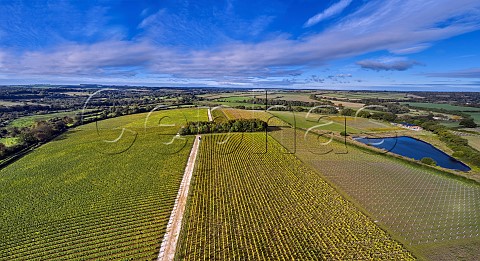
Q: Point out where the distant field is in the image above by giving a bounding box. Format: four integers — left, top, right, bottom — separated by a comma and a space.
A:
199, 100, 260, 108
62, 91, 91, 96
320, 92, 413, 100
465, 136, 480, 151
269, 111, 359, 133
269, 111, 401, 134
219, 96, 252, 102
271, 128, 480, 260
269, 92, 317, 102
8, 110, 90, 128
222, 108, 286, 126
0, 108, 207, 260
401, 103, 480, 124
177, 133, 414, 260
0, 137, 19, 147
440, 121, 460, 128
0, 100, 23, 106
198, 92, 257, 100
401, 102, 480, 112
328, 99, 365, 109
469, 112, 480, 123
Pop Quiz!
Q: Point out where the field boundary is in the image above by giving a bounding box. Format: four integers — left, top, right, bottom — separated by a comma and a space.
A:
157, 135, 200, 261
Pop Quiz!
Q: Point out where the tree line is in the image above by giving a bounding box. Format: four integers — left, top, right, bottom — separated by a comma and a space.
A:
179, 119, 267, 135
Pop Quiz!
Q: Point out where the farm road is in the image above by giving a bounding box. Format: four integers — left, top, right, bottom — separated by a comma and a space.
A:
157, 135, 201, 261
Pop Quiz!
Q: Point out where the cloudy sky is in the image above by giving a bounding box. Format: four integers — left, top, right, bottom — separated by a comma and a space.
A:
0, 0, 480, 91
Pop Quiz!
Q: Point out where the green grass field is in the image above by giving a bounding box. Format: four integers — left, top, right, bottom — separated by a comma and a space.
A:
0, 137, 19, 147
0, 108, 207, 260
321, 92, 413, 100
401, 102, 480, 112
176, 133, 414, 260
269, 111, 359, 133
199, 100, 260, 108
465, 136, 480, 151
469, 112, 480, 124
401, 103, 480, 125
217, 96, 253, 102
221, 108, 286, 126
8, 110, 91, 128
270, 128, 480, 260
268, 92, 318, 102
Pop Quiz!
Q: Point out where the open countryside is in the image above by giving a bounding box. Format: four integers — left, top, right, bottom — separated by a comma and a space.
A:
2, 1, 480, 260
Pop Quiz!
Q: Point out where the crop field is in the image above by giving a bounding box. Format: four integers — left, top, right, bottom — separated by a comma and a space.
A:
400, 102, 480, 112
320, 92, 413, 100
8, 110, 95, 128
198, 92, 257, 100
208, 100, 258, 108
465, 136, 480, 151
269, 111, 358, 133
401, 103, 480, 124
0, 137, 19, 147
210, 107, 228, 123
270, 128, 480, 259
217, 96, 253, 102
0, 108, 207, 260
0, 100, 23, 106
269, 92, 318, 102
330, 116, 395, 131
469, 112, 480, 124
176, 133, 414, 260
221, 108, 286, 126
328, 99, 365, 109
269, 111, 401, 134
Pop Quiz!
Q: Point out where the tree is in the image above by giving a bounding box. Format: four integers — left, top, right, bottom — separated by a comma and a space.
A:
459, 118, 477, 128
0, 143, 6, 157
340, 108, 355, 116
19, 130, 37, 144
357, 110, 371, 118
421, 157, 436, 166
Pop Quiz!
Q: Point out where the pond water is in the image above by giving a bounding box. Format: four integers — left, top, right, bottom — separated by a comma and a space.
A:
354, 136, 471, 171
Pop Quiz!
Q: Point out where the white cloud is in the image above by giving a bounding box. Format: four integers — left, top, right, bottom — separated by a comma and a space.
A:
356, 57, 420, 71
1, 0, 480, 84
390, 44, 432, 55
304, 0, 353, 28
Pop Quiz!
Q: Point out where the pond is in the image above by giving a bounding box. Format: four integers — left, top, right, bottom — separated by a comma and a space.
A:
354, 136, 471, 171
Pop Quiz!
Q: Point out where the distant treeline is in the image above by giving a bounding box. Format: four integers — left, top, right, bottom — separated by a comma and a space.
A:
179, 119, 267, 135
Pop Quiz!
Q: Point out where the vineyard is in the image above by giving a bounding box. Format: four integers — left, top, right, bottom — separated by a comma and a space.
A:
0, 108, 207, 260
269, 111, 358, 133
269, 128, 480, 259
221, 108, 287, 126
176, 133, 415, 260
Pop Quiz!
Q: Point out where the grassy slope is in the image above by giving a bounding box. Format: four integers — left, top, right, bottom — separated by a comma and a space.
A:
0, 108, 207, 260
177, 133, 414, 260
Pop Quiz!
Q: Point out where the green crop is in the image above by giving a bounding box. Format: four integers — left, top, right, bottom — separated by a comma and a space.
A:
176, 133, 414, 260
0, 108, 207, 260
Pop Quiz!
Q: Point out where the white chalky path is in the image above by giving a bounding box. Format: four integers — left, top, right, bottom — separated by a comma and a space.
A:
157, 135, 200, 261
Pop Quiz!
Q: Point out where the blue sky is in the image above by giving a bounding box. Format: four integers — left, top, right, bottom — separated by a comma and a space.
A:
0, 0, 480, 91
